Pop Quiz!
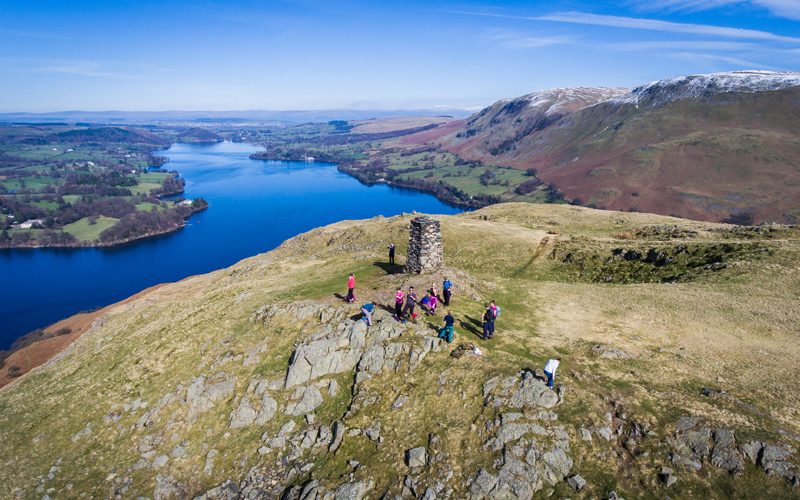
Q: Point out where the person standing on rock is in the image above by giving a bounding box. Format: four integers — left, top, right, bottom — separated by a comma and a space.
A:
544, 358, 561, 389
394, 287, 405, 320
482, 303, 495, 340
442, 277, 453, 306
361, 301, 377, 326
403, 286, 417, 322
438, 310, 455, 343
346, 273, 356, 303
388, 243, 396, 265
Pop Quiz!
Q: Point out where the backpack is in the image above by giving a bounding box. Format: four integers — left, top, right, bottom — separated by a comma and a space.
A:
493, 306, 501, 319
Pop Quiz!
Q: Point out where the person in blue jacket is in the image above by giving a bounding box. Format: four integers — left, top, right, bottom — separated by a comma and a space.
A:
442, 277, 454, 306
361, 301, 377, 326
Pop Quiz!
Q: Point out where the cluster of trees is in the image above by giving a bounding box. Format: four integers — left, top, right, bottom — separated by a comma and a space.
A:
97, 198, 207, 243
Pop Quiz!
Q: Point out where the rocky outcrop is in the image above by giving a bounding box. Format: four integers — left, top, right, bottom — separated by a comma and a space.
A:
186, 373, 236, 421
483, 371, 559, 410
229, 379, 278, 429
468, 372, 574, 498
668, 416, 799, 485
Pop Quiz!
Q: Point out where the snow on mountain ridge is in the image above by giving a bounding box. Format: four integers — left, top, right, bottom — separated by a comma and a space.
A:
499, 87, 629, 116
614, 70, 800, 106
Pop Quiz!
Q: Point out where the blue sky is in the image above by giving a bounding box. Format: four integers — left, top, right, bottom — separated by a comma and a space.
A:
0, 0, 798, 112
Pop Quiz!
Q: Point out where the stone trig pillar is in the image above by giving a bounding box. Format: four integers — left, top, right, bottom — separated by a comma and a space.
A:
405, 216, 443, 274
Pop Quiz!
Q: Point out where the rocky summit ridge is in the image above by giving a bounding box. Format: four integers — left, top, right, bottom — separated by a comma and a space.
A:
1, 203, 799, 499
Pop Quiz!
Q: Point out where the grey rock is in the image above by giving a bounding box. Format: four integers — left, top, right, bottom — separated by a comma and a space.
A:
171, 444, 187, 459
284, 321, 367, 389
358, 345, 386, 374
590, 344, 632, 359
229, 397, 258, 429
187, 374, 236, 421
469, 469, 498, 496
741, 440, 763, 463
285, 386, 324, 416
759, 445, 796, 480
71, 425, 92, 442
152, 455, 169, 468
660, 466, 676, 487
580, 427, 593, 442
203, 450, 218, 475
330, 421, 345, 452
392, 395, 409, 409
332, 480, 372, 500
487, 371, 559, 410
406, 447, 428, 468
256, 395, 278, 424
711, 428, 744, 475
195, 479, 239, 500
365, 422, 382, 442
566, 474, 586, 491
541, 448, 573, 485
153, 475, 185, 500
597, 426, 614, 441
327, 379, 340, 397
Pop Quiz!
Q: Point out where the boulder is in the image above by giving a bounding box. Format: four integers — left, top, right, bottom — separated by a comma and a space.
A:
711, 429, 745, 475
469, 469, 498, 497
187, 374, 236, 421
566, 474, 586, 491
406, 447, 428, 468
284, 321, 367, 389
285, 386, 324, 416
329, 421, 345, 452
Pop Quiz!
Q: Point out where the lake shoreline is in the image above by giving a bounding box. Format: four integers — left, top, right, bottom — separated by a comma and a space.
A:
249, 152, 485, 210
0, 201, 208, 250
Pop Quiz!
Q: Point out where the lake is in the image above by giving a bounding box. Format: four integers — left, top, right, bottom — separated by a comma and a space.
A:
0, 141, 461, 349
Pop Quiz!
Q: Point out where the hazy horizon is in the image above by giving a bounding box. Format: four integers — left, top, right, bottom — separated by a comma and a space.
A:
1, 0, 799, 112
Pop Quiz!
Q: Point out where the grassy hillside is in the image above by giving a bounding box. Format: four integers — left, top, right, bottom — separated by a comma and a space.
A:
1, 204, 798, 499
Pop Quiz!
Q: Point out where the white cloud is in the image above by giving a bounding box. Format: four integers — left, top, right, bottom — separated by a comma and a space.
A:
631, 0, 800, 20
669, 51, 779, 68
484, 28, 572, 48
455, 10, 800, 43
535, 11, 800, 43
604, 40, 757, 50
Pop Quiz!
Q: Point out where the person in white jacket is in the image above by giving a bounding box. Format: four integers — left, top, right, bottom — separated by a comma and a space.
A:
544, 358, 561, 389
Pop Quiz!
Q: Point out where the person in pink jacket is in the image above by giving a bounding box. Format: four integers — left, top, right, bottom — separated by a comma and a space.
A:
345, 273, 356, 303
394, 287, 405, 320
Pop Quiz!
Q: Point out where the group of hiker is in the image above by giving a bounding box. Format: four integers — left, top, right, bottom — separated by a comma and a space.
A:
344, 243, 562, 390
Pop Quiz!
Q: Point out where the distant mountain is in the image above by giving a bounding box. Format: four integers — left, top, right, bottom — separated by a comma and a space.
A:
422, 71, 800, 224
0, 108, 474, 126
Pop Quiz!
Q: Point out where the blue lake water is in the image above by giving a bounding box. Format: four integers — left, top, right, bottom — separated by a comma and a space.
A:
0, 141, 461, 349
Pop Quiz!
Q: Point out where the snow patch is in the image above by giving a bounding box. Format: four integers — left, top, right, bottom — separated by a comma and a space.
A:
612, 70, 800, 106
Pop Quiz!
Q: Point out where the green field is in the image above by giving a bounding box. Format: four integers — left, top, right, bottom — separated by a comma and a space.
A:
62, 194, 81, 204
62, 216, 119, 242
130, 172, 169, 195
135, 202, 161, 212
31, 200, 60, 211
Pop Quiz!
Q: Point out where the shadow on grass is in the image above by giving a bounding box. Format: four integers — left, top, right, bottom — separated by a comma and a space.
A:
373, 261, 404, 275
460, 316, 484, 340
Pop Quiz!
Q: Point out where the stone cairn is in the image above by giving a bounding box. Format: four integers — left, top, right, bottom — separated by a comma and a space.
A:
405, 216, 443, 274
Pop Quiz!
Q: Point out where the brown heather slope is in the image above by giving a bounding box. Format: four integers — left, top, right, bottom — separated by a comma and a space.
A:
401, 75, 800, 224
0, 283, 167, 388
